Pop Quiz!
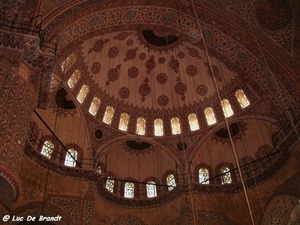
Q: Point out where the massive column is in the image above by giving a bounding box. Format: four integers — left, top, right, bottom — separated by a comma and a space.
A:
0, 31, 54, 215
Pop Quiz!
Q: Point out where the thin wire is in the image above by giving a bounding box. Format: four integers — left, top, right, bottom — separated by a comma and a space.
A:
190, 1, 255, 224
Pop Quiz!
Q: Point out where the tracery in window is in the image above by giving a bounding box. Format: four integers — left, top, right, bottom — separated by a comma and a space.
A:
106, 177, 114, 193
171, 117, 181, 135
221, 99, 234, 118
188, 113, 200, 131
41, 140, 54, 159
119, 113, 130, 131
124, 182, 134, 198
89, 97, 101, 116
204, 107, 217, 125
220, 167, 232, 184
103, 106, 115, 125
167, 174, 176, 191
199, 168, 209, 184
136, 117, 146, 135
61, 53, 76, 72
146, 181, 157, 198
154, 118, 164, 136
235, 89, 250, 108
67, 70, 81, 88
64, 149, 78, 167
77, 85, 89, 104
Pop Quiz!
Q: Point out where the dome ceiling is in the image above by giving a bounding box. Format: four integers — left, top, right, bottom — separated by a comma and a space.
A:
81, 29, 237, 111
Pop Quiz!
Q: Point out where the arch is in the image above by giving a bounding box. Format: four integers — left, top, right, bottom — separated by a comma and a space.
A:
64, 148, 78, 167
103, 106, 115, 125
235, 89, 250, 108
204, 107, 216, 125
166, 174, 176, 191
61, 53, 76, 72
88, 97, 101, 116
76, 84, 89, 104
221, 99, 234, 118
41, 140, 54, 159
124, 182, 134, 198
146, 181, 157, 198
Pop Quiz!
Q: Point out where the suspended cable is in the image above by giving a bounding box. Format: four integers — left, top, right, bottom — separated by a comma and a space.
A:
190, 0, 255, 224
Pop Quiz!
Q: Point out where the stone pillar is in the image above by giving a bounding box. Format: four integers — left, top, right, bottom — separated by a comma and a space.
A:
0, 31, 54, 214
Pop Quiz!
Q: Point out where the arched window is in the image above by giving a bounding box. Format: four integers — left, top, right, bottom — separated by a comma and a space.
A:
103, 106, 115, 124
41, 140, 54, 159
199, 168, 209, 184
119, 113, 130, 131
67, 70, 81, 88
166, 174, 176, 191
235, 89, 250, 108
154, 118, 164, 136
77, 85, 89, 104
221, 99, 234, 118
204, 107, 217, 125
171, 117, 181, 135
146, 181, 157, 198
220, 167, 232, 184
89, 97, 101, 116
188, 113, 200, 131
61, 53, 76, 72
64, 149, 78, 167
106, 177, 114, 193
136, 117, 146, 135
124, 182, 134, 198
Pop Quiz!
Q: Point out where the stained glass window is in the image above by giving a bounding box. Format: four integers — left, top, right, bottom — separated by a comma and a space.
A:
146, 181, 157, 198
41, 140, 54, 159
221, 99, 234, 118
77, 85, 89, 104
154, 118, 164, 136
103, 106, 115, 125
235, 89, 250, 108
64, 149, 78, 167
220, 167, 232, 184
67, 70, 81, 89
199, 168, 209, 184
167, 174, 176, 191
204, 107, 217, 125
61, 53, 76, 72
89, 97, 101, 116
119, 113, 130, 131
188, 113, 200, 131
124, 182, 134, 198
171, 117, 181, 135
106, 177, 114, 193
136, 117, 146, 135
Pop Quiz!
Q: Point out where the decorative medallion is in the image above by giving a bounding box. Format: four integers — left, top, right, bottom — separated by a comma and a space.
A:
177, 142, 188, 151
91, 62, 101, 74
196, 84, 208, 96
256, 0, 291, 30
158, 57, 165, 64
178, 52, 185, 59
89, 39, 109, 53
126, 39, 133, 46
106, 64, 121, 85
145, 55, 156, 74
186, 65, 198, 77
205, 63, 222, 81
139, 78, 151, 102
169, 55, 179, 73
124, 47, 139, 62
158, 95, 169, 106
175, 77, 187, 100
186, 47, 201, 59
119, 87, 130, 99
139, 53, 146, 60
128, 67, 139, 78
108, 47, 119, 58
113, 31, 133, 40
156, 73, 167, 84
